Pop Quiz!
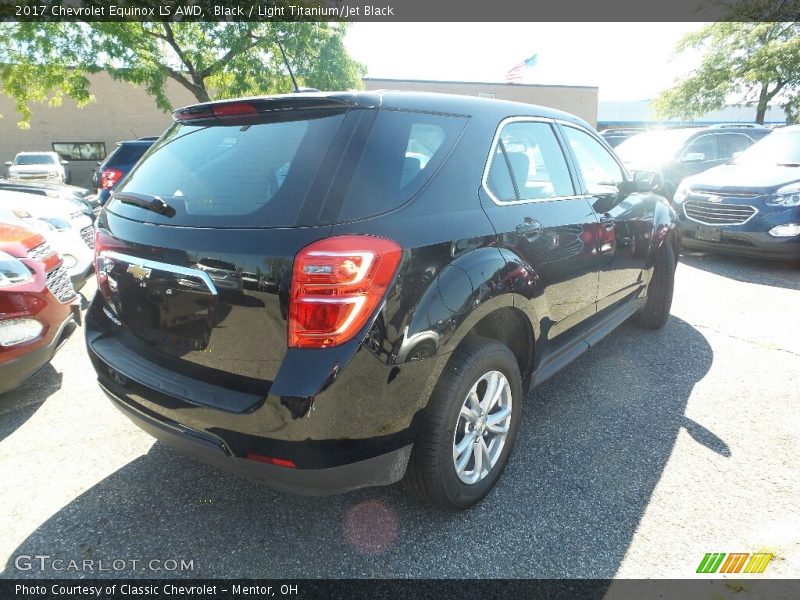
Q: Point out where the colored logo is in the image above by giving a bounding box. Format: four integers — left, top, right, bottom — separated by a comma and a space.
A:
697, 552, 773, 574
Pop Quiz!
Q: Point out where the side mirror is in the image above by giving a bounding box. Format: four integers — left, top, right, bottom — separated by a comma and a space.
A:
61, 160, 69, 165
4, 161, 12, 167
682, 152, 705, 163
632, 170, 661, 192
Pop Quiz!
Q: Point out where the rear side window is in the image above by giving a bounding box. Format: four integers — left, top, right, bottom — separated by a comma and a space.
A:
336, 110, 467, 221
485, 121, 574, 201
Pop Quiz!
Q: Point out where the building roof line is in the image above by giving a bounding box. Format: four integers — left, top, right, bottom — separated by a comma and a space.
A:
363, 77, 598, 91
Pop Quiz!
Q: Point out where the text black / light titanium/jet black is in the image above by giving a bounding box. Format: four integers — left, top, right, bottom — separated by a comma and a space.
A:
86, 91, 680, 510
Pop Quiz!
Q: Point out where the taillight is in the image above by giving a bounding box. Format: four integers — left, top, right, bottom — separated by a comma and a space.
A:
288, 235, 402, 349
99, 168, 123, 190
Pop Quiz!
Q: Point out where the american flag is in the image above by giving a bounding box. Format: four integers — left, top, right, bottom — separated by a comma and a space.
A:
506, 54, 538, 84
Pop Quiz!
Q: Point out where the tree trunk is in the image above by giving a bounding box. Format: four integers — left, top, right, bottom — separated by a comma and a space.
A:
755, 83, 768, 124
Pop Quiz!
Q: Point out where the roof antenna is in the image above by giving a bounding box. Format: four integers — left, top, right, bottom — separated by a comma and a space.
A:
276, 39, 300, 93
130, 128, 139, 139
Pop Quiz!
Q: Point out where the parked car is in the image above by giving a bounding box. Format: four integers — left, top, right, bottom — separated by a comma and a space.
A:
4, 151, 70, 184
85, 91, 679, 510
600, 128, 644, 148
0, 208, 94, 289
0, 223, 80, 394
0, 179, 94, 218
615, 124, 771, 202
93, 138, 158, 205
0, 189, 95, 255
674, 124, 800, 261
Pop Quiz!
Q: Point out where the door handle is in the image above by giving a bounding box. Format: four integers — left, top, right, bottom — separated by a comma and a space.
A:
516, 217, 543, 236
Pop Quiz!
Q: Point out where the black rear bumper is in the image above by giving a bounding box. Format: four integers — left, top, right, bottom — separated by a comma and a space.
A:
103, 383, 412, 495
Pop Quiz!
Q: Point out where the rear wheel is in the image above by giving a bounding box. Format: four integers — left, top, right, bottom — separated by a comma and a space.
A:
634, 241, 676, 330
404, 337, 522, 511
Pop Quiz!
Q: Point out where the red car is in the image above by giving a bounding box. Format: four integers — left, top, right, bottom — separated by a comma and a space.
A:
0, 223, 80, 393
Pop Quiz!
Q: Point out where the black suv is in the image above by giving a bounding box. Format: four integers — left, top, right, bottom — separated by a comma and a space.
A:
615, 124, 771, 201
93, 138, 158, 205
86, 92, 679, 510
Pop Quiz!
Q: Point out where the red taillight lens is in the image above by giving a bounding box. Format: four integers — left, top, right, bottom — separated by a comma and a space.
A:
288, 235, 402, 349
99, 168, 123, 190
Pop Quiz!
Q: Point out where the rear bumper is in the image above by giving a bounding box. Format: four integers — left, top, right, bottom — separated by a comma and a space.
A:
103, 383, 412, 496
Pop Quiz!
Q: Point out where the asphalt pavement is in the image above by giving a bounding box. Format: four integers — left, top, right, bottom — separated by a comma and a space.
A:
1, 251, 798, 579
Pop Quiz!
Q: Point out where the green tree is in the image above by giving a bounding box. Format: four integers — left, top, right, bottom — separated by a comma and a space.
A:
0, 20, 365, 128
653, 22, 800, 124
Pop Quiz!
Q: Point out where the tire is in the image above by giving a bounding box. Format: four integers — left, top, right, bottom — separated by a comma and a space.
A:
634, 241, 676, 330
404, 336, 523, 511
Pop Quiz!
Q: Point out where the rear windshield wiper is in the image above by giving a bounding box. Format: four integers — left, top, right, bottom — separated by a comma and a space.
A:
114, 192, 176, 218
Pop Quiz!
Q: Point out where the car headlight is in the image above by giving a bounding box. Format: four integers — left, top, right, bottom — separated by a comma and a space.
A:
673, 180, 692, 204
0, 250, 34, 287
766, 183, 800, 207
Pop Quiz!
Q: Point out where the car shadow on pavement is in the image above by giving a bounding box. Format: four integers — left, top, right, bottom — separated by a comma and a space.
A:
0, 364, 63, 443
680, 250, 800, 291
3, 316, 715, 579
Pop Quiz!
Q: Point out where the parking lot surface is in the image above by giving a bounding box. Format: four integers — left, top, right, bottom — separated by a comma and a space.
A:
1, 252, 798, 579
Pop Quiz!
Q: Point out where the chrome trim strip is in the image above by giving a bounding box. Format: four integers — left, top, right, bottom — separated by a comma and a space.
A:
100, 250, 218, 295
683, 201, 758, 226
481, 116, 591, 206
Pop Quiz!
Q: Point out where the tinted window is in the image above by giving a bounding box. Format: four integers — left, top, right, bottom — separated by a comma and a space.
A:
337, 110, 467, 220
114, 110, 347, 228
53, 142, 106, 161
106, 144, 152, 167
718, 133, 753, 159
683, 135, 718, 161
562, 126, 625, 194
485, 121, 574, 201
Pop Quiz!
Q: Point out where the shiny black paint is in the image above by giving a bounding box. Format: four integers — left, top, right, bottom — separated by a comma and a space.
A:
86, 92, 679, 490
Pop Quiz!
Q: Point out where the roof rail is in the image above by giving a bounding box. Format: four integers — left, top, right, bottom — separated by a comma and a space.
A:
707, 123, 767, 129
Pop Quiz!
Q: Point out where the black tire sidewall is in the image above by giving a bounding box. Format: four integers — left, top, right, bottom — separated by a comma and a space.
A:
434, 342, 523, 509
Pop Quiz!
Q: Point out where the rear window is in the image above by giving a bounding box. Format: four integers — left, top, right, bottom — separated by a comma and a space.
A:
105, 144, 152, 167
109, 107, 467, 228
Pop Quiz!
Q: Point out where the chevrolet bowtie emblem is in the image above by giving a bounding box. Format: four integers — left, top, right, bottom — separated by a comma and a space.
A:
127, 263, 152, 282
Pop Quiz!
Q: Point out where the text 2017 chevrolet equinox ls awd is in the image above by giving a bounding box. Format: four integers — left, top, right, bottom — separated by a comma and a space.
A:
86, 92, 679, 510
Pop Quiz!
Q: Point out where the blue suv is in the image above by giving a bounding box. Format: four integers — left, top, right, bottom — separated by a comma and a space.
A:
93, 138, 158, 204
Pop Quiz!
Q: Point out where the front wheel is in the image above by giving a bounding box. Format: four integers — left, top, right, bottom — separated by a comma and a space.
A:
404, 337, 523, 511
634, 241, 676, 329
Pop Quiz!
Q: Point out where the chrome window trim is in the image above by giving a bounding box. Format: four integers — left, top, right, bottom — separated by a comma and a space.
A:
100, 250, 219, 295
481, 116, 590, 206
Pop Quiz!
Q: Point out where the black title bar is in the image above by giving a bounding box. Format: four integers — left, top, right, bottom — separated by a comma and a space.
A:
1, 0, 799, 22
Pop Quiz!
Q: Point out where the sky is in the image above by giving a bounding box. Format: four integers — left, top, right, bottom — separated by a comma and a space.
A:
344, 23, 706, 101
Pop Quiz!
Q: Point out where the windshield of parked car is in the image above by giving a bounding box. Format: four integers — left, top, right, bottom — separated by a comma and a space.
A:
730, 129, 800, 166
615, 129, 701, 165
14, 154, 57, 166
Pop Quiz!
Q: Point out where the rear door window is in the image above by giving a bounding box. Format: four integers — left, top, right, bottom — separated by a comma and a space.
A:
485, 121, 574, 202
